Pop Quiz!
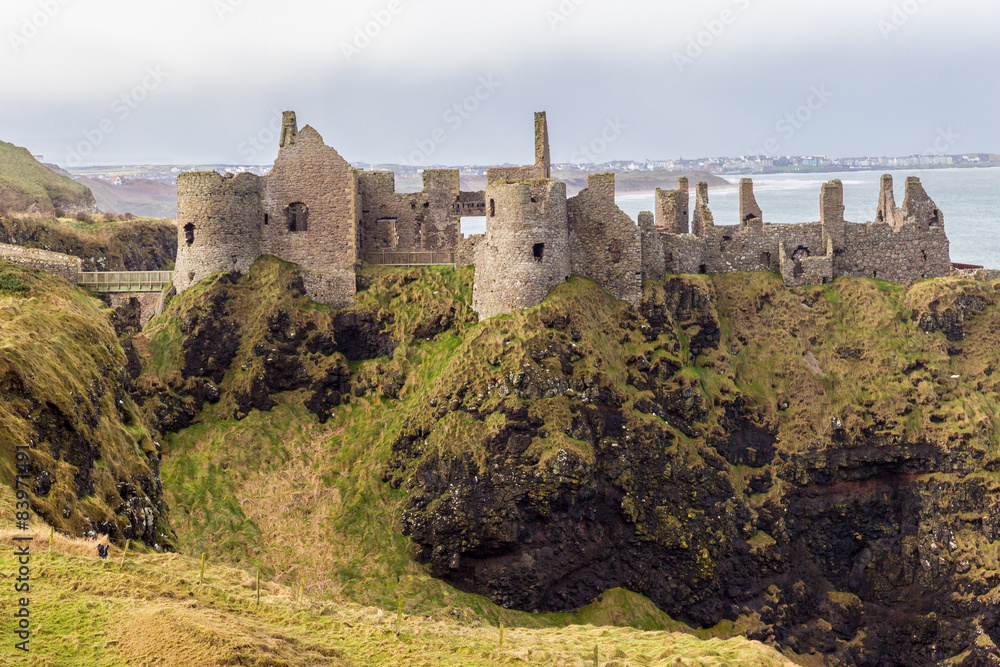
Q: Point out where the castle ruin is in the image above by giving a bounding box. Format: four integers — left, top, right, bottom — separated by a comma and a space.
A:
175, 112, 951, 319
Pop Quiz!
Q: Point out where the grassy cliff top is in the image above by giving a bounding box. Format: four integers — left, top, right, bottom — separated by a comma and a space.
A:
0, 140, 97, 214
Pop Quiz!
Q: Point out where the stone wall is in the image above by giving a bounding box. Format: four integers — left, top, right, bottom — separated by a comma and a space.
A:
261, 125, 358, 307
487, 166, 546, 184
472, 179, 570, 320
650, 176, 950, 286
0, 242, 81, 283
639, 211, 665, 281
357, 169, 474, 253
455, 233, 483, 268
535, 112, 551, 179
566, 173, 642, 306
174, 171, 263, 293
654, 177, 689, 234
456, 190, 486, 217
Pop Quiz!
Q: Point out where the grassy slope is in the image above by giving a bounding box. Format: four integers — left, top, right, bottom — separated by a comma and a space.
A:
0, 262, 164, 538
0, 525, 793, 666
0, 141, 96, 213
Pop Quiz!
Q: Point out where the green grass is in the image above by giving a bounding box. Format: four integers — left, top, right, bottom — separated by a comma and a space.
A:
0, 140, 95, 213
0, 527, 794, 666
148, 260, 1000, 639
0, 262, 162, 539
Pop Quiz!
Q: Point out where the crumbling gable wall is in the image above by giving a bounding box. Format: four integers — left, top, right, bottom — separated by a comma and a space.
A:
566, 173, 642, 306
261, 125, 358, 307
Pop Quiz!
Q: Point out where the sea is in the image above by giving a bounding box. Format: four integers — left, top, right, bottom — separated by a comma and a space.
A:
460, 167, 1000, 269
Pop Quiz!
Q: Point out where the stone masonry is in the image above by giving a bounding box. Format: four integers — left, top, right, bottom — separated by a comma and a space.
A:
0, 242, 81, 282
176, 110, 954, 319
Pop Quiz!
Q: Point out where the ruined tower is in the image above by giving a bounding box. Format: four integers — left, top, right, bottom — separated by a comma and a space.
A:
472, 178, 570, 320
174, 171, 263, 293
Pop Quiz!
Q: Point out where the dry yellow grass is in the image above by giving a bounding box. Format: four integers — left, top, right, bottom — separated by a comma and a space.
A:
0, 543, 794, 666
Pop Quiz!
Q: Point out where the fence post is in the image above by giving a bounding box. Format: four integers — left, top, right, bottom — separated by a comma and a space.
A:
256, 570, 261, 606
119, 539, 130, 569
499, 622, 504, 650
299, 575, 305, 608
594, 645, 599, 667
49, 526, 53, 553
200, 552, 206, 584
396, 597, 403, 635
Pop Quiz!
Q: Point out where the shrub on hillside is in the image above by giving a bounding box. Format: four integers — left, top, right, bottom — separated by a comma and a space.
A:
74, 212, 92, 224
0, 269, 28, 293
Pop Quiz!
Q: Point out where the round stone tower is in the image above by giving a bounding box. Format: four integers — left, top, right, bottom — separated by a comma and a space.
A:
174, 171, 263, 293
472, 179, 570, 320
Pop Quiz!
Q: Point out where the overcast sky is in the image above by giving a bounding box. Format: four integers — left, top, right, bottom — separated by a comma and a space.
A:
1, 0, 997, 167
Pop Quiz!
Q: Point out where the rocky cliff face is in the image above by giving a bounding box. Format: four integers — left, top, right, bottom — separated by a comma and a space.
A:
382, 272, 1000, 666
124, 257, 1000, 666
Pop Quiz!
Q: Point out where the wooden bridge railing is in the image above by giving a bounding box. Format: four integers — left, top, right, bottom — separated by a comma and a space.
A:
359, 251, 455, 267
78, 271, 174, 293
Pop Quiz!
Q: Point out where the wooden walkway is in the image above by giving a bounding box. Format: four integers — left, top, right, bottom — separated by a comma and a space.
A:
78, 271, 174, 293
359, 251, 455, 267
